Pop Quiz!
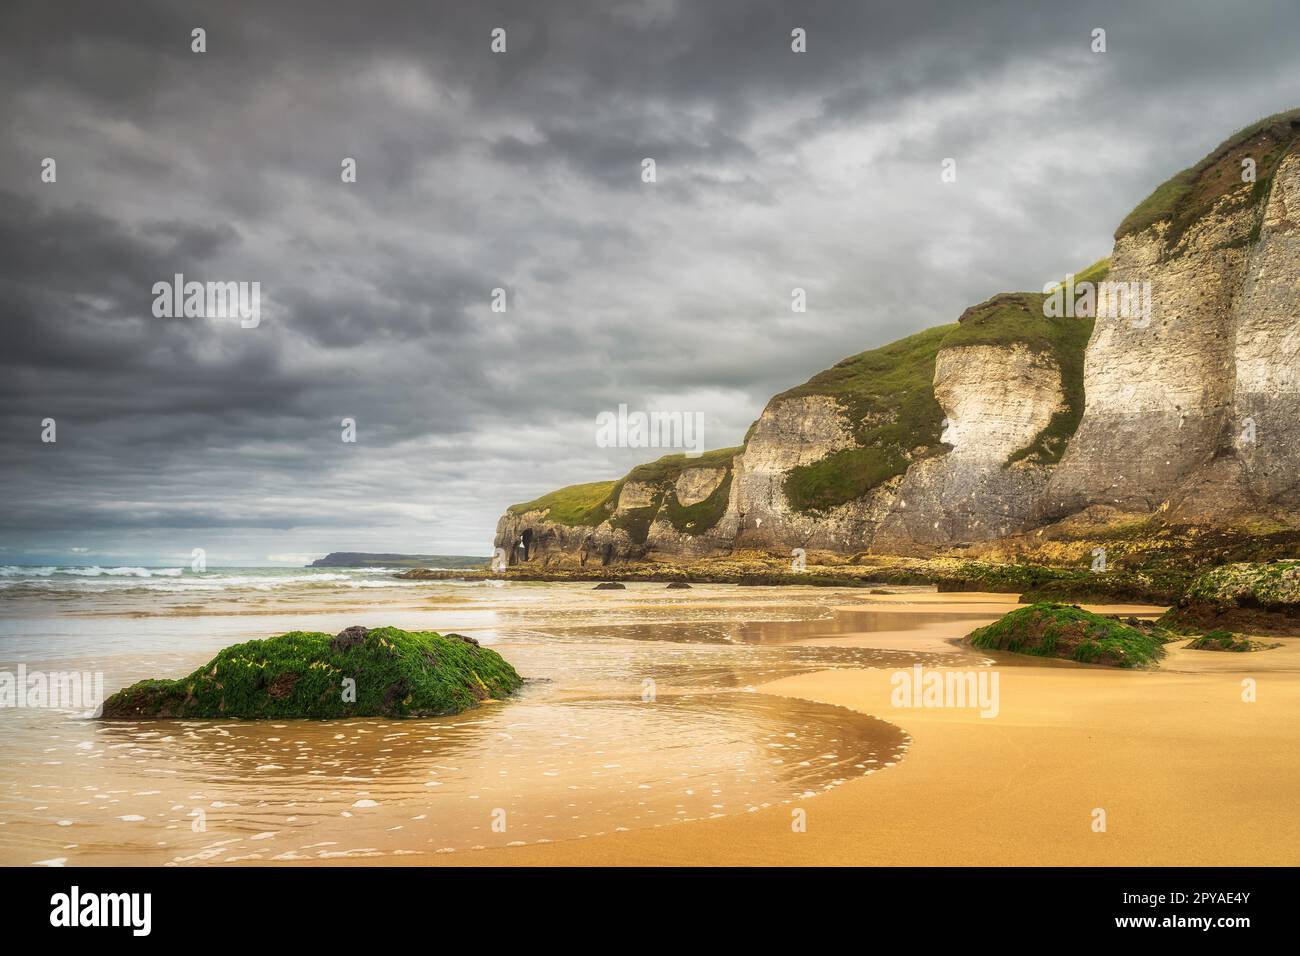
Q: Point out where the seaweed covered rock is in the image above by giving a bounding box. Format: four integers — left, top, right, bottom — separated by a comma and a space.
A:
1160, 561, 1300, 635
1017, 570, 1187, 605
1184, 629, 1281, 652
968, 603, 1167, 668
101, 625, 522, 719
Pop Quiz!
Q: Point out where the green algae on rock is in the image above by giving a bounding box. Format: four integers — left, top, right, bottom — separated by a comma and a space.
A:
969, 603, 1167, 668
100, 625, 523, 719
1184, 629, 1281, 652
1160, 561, 1300, 635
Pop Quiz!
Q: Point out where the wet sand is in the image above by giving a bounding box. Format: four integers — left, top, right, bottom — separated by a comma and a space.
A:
372, 596, 1300, 867
1, 581, 938, 865
5, 579, 1297, 866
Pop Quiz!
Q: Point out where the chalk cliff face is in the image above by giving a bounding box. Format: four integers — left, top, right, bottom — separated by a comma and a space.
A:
1043, 206, 1243, 513
496, 110, 1300, 565
1233, 151, 1300, 505
871, 343, 1064, 552
723, 393, 867, 552
1049, 115, 1300, 522
723, 339, 1067, 556
1171, 150, 1300, 517
493, 450, 739, 567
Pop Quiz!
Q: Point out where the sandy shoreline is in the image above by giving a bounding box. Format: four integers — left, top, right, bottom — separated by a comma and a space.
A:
360, 600, 1300, 867
7, 581, 1296, 867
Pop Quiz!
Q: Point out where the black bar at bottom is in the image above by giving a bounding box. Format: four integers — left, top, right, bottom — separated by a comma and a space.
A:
4, 866, 1294, 942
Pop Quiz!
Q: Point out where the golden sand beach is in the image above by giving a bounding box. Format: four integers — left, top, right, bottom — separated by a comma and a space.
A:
380, 592, 1300, 867
3, 577, 1296, 867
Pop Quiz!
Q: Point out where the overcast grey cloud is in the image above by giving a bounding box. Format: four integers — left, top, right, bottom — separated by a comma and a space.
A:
3, 0, 1299, 565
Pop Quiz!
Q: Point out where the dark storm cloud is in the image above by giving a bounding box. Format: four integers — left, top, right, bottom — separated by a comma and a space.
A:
3, 0, 1300, 562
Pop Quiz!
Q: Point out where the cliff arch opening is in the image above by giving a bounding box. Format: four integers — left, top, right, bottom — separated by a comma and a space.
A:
518, 529, 533, 563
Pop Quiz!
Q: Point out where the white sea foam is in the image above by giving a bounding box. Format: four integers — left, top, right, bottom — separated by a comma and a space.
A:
59, 566, 183, 577
0, 565, 426, 597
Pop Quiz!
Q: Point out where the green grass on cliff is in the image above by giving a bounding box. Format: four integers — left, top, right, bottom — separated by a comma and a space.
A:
101, 626, 523, 719
1114, 107, 1300, 248
623, 447, 739, 484
969, 603, 1166, 668
783, 281, 1099, 511
931, 280, 1100, 467
508, 448, 740, 537
1114, 170, 1195, 241
661, 466, 734, 535
513, 257, 1112, 523
943, 291, 1095, 467
1046, 257, 1111, 292
942, 292, 1055, 352
612, 448, 740, 541
781, 326, 954, 512
508, 480, 618, 526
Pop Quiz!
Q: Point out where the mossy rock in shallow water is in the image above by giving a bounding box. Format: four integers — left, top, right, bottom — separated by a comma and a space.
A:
968, 603, 1167, 668
1184, 629, 1281, 653
1095, 615, 1181, 646
100, 625, 523, 720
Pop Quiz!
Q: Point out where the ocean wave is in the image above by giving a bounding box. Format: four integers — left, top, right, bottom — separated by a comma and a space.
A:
0, 565, 430, 599
58, 566, 184, 578
192, 573, 354, 586
0, 565, 187, 578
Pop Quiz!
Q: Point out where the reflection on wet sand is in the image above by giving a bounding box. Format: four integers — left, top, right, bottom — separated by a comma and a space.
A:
1, 690, 906, 865
536, 607, 997, 646
0, 580, 985, 866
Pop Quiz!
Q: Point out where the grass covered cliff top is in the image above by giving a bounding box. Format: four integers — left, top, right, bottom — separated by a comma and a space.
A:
947, 289, 1096, 467
510, 264, 1106, 523
507, 447, 741, 536
1114, 107, 1300, 247
611, 447, 741, 541
779, 325, 955, 511
508, 479, 620, 526
783, 274, 1101, 511
101, 625, 523, 719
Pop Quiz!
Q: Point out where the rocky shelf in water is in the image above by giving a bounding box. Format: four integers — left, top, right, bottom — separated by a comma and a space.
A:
1160, 561, 1300, 636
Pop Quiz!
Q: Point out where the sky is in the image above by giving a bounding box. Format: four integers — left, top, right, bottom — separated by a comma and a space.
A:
3, 0, 1299, 566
